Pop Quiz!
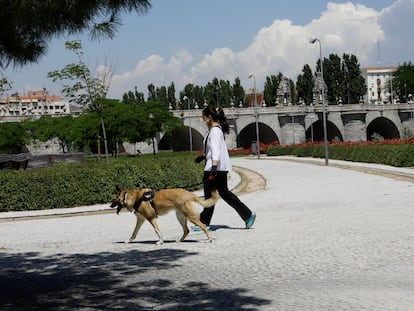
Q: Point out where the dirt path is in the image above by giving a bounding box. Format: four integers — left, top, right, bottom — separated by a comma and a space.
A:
232, 166, 266, 194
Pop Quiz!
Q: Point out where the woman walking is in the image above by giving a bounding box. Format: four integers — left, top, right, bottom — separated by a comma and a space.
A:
193, 105, 256, 230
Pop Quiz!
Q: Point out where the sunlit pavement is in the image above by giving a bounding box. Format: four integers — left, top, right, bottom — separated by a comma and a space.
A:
1, 156, 414, 310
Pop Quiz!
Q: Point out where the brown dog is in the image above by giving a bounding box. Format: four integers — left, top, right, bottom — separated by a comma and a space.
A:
110, 187, 219, 245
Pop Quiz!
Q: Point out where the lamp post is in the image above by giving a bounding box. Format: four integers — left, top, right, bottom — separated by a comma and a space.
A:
389, 73, 394, 104
291, 104, 295, 144
310, 37, 329, 165
183, 96, 193, 152
310, 114, 314, 142
248, 74, 260, 159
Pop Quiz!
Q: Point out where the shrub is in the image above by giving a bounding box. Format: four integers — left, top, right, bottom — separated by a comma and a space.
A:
267, 139, 414, 167
0, 152, 204, 212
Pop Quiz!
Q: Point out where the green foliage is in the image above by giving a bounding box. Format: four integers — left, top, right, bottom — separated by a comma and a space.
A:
317, 53, 366, 104
48, 41, 108, 109
48, 40, 118, 159
264, 73, 283, 106
267, 143, 414, 167
371, 132, 384, 141
24, 115, 76, 153
296, 65, 314, 105
0, 152, 204, 212
393, 61, 414, 102
184, 77, 243, 108
0, 0, 151, 68
0, 122, 28, 153
0, 76, 12, 95
122, 86, 145, 105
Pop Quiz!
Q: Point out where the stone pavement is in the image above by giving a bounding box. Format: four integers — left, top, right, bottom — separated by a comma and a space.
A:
1, 156, 414, 310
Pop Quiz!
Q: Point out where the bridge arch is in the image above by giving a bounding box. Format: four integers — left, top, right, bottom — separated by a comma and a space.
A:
305, 120, 344, 141
366, 117, 400, 140
159, 126, 204, 151
305, 119, 343, 142
238, 122, 279, 148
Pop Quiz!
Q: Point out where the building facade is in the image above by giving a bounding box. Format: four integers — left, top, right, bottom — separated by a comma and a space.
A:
0, 90, 79, 118
363, 66, 398, 105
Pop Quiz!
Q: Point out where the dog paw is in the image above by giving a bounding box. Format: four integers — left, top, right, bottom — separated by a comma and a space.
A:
124, 240, 131, 244
156, 240, 164, 245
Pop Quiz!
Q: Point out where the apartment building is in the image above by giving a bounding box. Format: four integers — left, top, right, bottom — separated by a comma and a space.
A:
0, 90, 77, 118
363, 66, 397, 104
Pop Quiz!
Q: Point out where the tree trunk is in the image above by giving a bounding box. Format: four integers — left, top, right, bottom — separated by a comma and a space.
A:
100, 115, 109, 163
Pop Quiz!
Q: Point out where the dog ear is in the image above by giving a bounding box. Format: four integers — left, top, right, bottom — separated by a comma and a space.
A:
115, 185, 121, 193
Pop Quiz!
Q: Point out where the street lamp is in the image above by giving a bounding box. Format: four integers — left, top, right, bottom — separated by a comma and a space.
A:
248, 74, 261, 159
291, 104, 295, 144
310, 114, 314, 142
183, 96, 193, 152
310, 37, 329, 165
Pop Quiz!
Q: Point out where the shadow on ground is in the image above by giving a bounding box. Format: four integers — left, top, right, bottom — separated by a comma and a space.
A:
0, 249, 271, 310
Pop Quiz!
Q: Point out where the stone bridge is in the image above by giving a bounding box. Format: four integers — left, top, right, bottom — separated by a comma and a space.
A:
158, 103, 414, 151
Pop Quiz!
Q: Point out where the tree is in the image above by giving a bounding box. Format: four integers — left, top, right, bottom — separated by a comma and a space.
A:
264, 73, 283, 106
342, 54, 366, 104
0, 0, 151, 68
217, 79, 232, 107
203, 78, 234, 107
122, 86, 145, 105
392, 62, 414, 102
0, 77, 12, 95
139, 101, 182, 154
317, 53, 366, 104
101, 99, 141, 155
296, 64, 314, 105
70, 112, 101, 154
111, 96, 182, 155
167, 82, 176, 108
155, 85, 168, 106
0, 122, 28, 153
147, 83, 156, 101
323, 54, 342, 104
48, 40, 112, 162
0, 76, 12, 120
24, 115, 75, 153
180, 83, 196, 108
231, 77, 245, 107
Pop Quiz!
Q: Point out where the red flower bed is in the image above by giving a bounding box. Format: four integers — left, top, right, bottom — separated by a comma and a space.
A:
287, 137, 414, 148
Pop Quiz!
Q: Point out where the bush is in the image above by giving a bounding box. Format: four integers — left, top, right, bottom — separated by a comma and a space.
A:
0, 152, 204, 212
267, 140, 414, 167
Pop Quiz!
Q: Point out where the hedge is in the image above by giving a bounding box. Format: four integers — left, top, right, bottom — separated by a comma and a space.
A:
0, 152, 204, 212
267, 143, 414, 167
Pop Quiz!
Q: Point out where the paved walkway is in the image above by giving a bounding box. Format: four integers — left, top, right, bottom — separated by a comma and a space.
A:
1, 156, 414, 310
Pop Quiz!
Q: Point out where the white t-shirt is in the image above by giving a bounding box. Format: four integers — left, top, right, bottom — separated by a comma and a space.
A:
203, 126, 232, 172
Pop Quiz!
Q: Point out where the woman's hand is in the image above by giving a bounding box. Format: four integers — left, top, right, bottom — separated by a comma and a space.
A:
195, 155, 206, 163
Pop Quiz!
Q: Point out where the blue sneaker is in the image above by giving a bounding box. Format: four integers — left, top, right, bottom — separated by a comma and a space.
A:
191, 225, 211, 232
245, 212, 256, 229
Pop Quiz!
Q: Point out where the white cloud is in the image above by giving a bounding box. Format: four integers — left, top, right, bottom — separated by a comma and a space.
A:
377, 0, 414, 65
107, 1, 413, 99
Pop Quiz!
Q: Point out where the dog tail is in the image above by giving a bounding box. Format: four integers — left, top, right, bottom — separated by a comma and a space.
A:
196, 189, 219, 207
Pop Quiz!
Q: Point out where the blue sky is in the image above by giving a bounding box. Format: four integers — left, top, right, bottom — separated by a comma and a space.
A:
2, 0, 412, 100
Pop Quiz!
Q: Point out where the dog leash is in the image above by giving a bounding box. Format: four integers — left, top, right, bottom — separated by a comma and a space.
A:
176, 171, 220, 190
177, 177, 212, 190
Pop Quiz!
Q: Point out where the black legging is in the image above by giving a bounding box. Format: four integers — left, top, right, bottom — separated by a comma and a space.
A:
200, 171, 253, 225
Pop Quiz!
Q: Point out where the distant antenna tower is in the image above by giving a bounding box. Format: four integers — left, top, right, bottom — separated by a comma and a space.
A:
377, 39, 381, 66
